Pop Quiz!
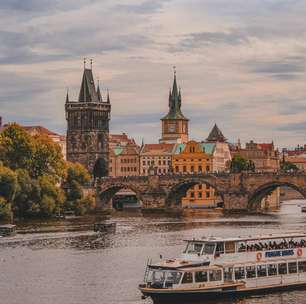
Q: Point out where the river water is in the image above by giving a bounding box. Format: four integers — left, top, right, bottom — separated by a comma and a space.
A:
1, 200, 306, 304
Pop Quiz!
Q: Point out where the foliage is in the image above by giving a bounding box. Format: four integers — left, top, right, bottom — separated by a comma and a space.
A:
281, 161, 298, 172
0, 124, 34, 171
0, 197, 12, 220
74, 195, 96, 216
0, 124, 65, 181
66, 162, 91, 186
230, 155, 256, 173
0, 166, 17, 202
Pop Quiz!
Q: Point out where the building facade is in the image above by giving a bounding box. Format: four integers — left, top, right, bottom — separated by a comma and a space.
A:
109, 133, 140, 177
172, 141, 219, 208
160, 72, 189, 144
65, 65, 111, 177
206, 124, 231, 172
140, 144, 174, 176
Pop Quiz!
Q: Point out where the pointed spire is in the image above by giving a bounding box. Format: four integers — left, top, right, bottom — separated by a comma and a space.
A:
65, 88, 69, 103
107, 89, 110, 103
90, 58, 93, 70
206, 123, 227, 142
168, 88, 172, 108
172, 66, 179, 100
78, 61, 99, 102
178, 87, 182, 108
96, 79, 103, 102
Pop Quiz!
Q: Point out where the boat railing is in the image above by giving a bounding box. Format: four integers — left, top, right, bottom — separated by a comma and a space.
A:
144, 258, 152, 282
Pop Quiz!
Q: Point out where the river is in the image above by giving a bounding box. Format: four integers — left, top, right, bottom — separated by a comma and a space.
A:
1, 200, 306, 304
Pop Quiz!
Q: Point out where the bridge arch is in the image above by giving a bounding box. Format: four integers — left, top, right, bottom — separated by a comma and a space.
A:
165, 177, 225, 208
97, 183, 143, 209
248, 181, 306, 211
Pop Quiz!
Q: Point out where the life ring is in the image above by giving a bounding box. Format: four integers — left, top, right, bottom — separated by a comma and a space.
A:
297, 248, 303, 257
256, 252, 262, 261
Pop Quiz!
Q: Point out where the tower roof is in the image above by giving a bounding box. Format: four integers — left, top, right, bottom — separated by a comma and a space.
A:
97, 82, 103, 102
161, 71, 188, 121
78, 68, 99, 102
206, 124, 227, 142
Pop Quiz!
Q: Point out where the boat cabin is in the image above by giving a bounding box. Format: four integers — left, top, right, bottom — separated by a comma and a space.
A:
181, 232, 306, 263
0, 224, 16, 237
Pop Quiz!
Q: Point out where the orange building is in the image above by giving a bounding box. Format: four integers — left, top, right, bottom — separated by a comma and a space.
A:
172, 141, 218, 208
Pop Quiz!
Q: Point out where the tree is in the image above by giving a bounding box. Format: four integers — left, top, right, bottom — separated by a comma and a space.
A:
66, 162, 91, 186
281, 161, 298, 172
0, 166, 17, 202
0, 197, 12, 220
0, 124, 34, 171
31, 134, 66, 181
230, 155, 249, 173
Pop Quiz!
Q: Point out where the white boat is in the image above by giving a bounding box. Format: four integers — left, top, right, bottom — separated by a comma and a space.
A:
139, 232, 306, 303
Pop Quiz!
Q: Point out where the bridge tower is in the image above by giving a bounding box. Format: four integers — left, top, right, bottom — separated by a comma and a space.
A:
65, 61, 111, 178
160, 70, 189, 144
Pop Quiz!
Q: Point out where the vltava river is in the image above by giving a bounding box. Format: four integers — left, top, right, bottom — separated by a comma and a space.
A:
1, 200, 306, 304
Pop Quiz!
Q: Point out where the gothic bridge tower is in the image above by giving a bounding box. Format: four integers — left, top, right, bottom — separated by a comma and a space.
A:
65, 62, 111, 178
160, 70, 189, 144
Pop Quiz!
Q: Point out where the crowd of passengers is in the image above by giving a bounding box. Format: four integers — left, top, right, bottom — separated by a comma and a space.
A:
238, 239, 306, 252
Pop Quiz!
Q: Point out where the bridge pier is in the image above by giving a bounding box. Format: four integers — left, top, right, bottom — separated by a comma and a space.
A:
223, 193, 248, 212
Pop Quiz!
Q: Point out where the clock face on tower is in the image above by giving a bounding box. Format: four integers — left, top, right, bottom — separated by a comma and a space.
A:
168, 123, 176, 133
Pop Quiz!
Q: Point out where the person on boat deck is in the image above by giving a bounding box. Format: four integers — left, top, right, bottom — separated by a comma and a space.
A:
240, 239, 306, 252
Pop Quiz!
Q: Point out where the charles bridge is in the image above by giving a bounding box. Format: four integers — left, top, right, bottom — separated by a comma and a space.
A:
96, 172, 306, 212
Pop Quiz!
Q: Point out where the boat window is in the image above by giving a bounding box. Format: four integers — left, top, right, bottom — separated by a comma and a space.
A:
165, 272, 182, 285
224, 267, 233, 281
298, 261, 306, 273
267, 264, 277, 276
288, 262, 297, 274
238, 242, 247, 252
278, 263, 287, 275
257, 265, 267, 277
209, 270, 222, 281
182, 272, 193, 284
225, 241, 235, 253
146, 270, 167, 286
216, 242, 224, 255
203, 243, 216, 255
185, 242, 203, 254
195, 271, 208, 283
246, 266, 256, 278
234, 267, 245, 280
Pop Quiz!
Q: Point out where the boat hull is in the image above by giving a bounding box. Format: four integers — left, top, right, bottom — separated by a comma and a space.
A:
140, 281, 306, 303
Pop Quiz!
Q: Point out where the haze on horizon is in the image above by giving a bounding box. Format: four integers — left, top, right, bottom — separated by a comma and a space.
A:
1, 0, 306, 148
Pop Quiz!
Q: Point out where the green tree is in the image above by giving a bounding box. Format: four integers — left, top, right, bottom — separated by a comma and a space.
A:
0, 197, 12, 220
0, 166, 17, 202
0, 124, 34, 171
66, 162, 91, 186
230, 155, 249, 173
281, 161, 298, 172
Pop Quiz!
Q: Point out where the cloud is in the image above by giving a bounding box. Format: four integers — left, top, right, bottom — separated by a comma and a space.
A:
114, 0, 170, 14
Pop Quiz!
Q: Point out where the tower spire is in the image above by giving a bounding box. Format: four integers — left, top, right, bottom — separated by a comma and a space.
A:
66, 88, 69, 103
83, 57, 86, 69
96, 79, 103, 102
107, 88, 110, 103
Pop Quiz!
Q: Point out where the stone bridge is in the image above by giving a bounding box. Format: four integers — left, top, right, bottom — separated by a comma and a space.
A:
96, 172, 306, 212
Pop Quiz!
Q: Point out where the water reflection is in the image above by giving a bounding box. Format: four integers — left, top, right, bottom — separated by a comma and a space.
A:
1, 200, 306, 304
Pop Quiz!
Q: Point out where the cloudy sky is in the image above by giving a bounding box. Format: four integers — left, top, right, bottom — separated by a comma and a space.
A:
1, 0, 306, 148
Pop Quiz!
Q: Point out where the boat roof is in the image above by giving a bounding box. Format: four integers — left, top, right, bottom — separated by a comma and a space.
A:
0, 224, 16, 229
184, 232, 306, 243
149, 259, 209, 270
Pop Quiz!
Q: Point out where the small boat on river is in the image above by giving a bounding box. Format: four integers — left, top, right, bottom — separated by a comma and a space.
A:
139, 232, 306, 303
0, 224, 16, 237
94, 221, 116, 233
301, 206, 306, 212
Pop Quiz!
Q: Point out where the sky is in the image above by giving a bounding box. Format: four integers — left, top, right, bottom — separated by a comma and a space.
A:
1, 0, 306, 148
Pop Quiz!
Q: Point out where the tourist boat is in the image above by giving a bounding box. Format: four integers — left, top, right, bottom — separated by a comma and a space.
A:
139, 232, 306, 303
93, 221, 116, 233
0, 224, 16, 237
301, 206, 306, 212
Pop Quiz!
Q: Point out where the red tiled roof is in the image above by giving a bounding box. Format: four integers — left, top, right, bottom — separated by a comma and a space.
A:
23, 126, 59, 136
258, 143, 274, 151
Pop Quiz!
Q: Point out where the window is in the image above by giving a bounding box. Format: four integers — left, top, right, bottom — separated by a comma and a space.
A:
198, 166, 202, 173
288, 262, 297, 274
185, 242, 203, 254
216, 243, 224, 254
182, 272, 193, 284
298, 261, 306, 273
206, 192, 210, 198
206, 166, 210, 172
206, 185, 210, 190
234, 267, 245, 280
224, 267, 233, 281
158, 160, 161, 165
183, 166, 187, 173
198, 184, 202, 190
195, 271, 208, 283
246, 266, 256, 278
191, 166, 194, 173
190, 192, 195, 198
225, 242, 235, 253
209, 270, 222, 281
175, 166, 179, 172
198, 192, 202, 198
268, 264, 277, 276
257, 265, 267, 277
166, 272, 182, 285
163, 160, 166, 165
143, 161, 146, 165
278, 263, 287, 275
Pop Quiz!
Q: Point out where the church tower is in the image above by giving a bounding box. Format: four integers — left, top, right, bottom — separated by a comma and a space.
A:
160, 70, 189, 144
65, 61, 111, 178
